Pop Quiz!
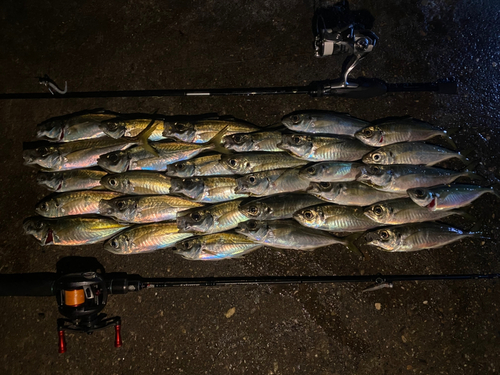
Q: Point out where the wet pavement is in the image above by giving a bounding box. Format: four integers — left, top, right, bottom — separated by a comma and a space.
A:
1, 0, 500, 373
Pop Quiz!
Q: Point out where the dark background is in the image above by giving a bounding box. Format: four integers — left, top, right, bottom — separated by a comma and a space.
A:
1, 0, 500, 373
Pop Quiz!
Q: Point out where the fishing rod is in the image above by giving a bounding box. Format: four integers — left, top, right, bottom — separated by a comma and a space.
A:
0, 2, 458, 101
0, 267, 498, 353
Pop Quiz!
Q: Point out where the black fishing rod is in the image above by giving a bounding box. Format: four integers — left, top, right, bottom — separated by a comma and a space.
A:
0, 78, 457, 100
0, 269, 498, 353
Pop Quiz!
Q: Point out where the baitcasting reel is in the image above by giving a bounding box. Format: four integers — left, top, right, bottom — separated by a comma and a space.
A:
54, 272, 122, 353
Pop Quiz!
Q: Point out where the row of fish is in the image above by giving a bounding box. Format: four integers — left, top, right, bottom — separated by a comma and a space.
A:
22, 109, 496, 259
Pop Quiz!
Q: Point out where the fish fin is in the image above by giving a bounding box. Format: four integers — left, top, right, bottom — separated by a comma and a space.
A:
343, 232, 366, 260
455, 210, 475, 222
441, 128, 458, 150
458, 146, 475, 164
131, 118, 159, 157
492, 185, 500, 200
469, 221, 483, 233
209, 126, 232, 155
265, 122, 287, 130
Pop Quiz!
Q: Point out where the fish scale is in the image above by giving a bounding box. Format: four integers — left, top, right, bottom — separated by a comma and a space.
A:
104, 222, 193, 254
294, 204, 381, 232
363, 198, 467, 225
367, 223, 480, 252
174, 232, 262, 260
35, 190, 122, 217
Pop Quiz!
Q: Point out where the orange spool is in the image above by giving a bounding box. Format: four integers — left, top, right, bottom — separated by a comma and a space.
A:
64, 289, 85, 306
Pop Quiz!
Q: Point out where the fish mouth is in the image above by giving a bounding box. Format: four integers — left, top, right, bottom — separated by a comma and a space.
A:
427, 197, 437, 211
43, 229, 54, 246
59, 127, 65, 141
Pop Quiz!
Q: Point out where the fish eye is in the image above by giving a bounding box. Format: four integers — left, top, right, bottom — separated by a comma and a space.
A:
372, 153, 381, 161
373, 206, 383, 215
370, 166, 380, 173
248, 175, 256, 184
379, 230, 390, 240
248, 205, 259, 216
363, 128, 373, 137
108, 153, 119, 163
40, 203, 49, 211
293, 135, 302, 144
111, 239, 120, 248
291, 115, 301, 124
320, 182, 331, 189
303, 210, 315, 220
228, 158, 238, 167
306, 167, 316, 175
247, 221, 258, 230
233, 134, 242, 143
108, 179, 118, 186
35, 221, 44, 229
106, 122, 119, 131
117, 201, 126, 210
177, 163, 185, 170
415, 189, 425, 197
191, 212, 202, 221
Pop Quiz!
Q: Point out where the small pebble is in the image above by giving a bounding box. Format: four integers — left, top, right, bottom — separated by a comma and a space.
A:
375, 303, 381, 310
225, 307, 236, 318
423, 300, 428, 305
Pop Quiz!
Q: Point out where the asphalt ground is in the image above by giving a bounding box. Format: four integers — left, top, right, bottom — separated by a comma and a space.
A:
0, 0, 499, 374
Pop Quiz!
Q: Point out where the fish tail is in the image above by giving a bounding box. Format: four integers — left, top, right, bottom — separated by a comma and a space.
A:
209, 126, 232, 155
455, 209, 475, 222
457, 146, 475, 164
131, 118, 159, 157
492, 185, 500, 200
442, 128, 459, 150
342, 232, 366, 260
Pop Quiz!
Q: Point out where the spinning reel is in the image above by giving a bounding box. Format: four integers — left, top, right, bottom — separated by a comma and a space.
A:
313, 1, 379, 88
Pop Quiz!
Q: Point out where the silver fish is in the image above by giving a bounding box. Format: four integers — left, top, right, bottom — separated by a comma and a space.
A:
99, 118, 167, 141
222, 131, 283, 152
23, 216, 129, 246
407, 185, 500, 211
176, 199, 249, 234
279, 133, 373, 162
174, 232, 262, 260
366, 223, 483, 252
165, 154, 234, 178
356, 165, 480, 193
97, 141, 214, 173
37, 170, 107, 192
221, 152, 308, 175
35, 190, 122, 218
294, 204, 382, 232
362, 142, 467, 166
36, 110, 117, 142
354, 117, 457, 149
281, 111, 368, 137
307, 181, 406, 205
170, 176, 248, 203
363, 198, 469, 225
163, 118, 260, 143
100, 171, 172, 195
298, 162, 366, 182
104, 222, 193, 254
99, 195, 203, 223
236, 219, 353, 251
235, 168, 310, 196
239, 193, 324, 220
